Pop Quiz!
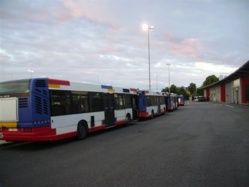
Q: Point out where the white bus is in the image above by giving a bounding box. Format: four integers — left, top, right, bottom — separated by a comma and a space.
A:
0, 78, 138, 141
137, 90, 167, 118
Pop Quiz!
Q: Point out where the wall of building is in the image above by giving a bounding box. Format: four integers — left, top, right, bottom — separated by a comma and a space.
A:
203, 61, 249, 105
210, 85, 220, 102
205, 77, 246, 104
233, 79, 241, 104
220, 83, 226, 102
225, 82, 233, 104
204, 88, 210, 101
241, 76, 249, 103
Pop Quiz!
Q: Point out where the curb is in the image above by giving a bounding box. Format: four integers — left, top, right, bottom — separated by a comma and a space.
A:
0, 140, 7, 145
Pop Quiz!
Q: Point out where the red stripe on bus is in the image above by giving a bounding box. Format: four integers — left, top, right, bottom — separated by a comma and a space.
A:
0, 126, 56, 141
130, 88, 137, 92
88, 125, 105, 133
139, 111, 151, 118
115, 120, 127, 126
48, 79, 70, 86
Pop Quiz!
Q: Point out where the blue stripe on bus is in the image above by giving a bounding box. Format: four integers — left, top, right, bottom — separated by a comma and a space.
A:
101, 85, 113, 89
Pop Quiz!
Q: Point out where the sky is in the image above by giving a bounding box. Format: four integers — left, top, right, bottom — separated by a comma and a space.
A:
0, 0, 248, 91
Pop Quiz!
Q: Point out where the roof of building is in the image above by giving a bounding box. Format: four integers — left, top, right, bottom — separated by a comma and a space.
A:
202, 60, 249, 89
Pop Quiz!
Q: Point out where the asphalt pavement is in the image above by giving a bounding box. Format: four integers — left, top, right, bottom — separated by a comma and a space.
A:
0, 102, 249, 187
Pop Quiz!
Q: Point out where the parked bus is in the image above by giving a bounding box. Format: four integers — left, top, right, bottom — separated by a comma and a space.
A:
178, 95, 185, 106
165, 93, 178, 111
137, 90, 166, 119
0, 78, 138, 141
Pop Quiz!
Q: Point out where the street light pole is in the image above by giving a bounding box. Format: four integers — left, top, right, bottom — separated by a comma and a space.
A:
147, 25, 154, 91
143, 24, 154, 91
28, 70, 34, 78
167, 64, 170, 93
148, 27, 151, 91
156, 74, 158, 92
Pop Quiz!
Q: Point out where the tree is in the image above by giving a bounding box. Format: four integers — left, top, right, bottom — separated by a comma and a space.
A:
178, 86, 187, 95
178, 86, 189, 100
161, 87, 169, 93
197, 87, 204, 96
162, 84, 179, 93
170, 84, 178, 93
162, 85, 189, 100
188, 83, 196, 95
203, 75, 219, 86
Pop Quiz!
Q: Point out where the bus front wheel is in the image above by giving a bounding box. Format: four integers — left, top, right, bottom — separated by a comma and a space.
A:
77, 121, 87, 140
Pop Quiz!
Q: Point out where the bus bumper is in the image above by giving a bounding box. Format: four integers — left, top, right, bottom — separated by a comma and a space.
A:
0, 126, 76, 142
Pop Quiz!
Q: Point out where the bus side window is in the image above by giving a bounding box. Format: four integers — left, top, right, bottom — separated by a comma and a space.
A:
50, 90, 72, 116
124, 94, 132, 108
114, 94, 124, 109
81, 95, 89, 112
90, 92, 104, 112
72, 93, 89, 113
52, 104, 63, 116
146, 96, 151, 106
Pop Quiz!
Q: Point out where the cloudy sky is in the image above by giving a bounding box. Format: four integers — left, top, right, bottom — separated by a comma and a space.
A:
0, 0, 248, 91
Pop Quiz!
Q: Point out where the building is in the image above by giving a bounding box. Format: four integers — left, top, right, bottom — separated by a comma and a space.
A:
202, 60, 249, 104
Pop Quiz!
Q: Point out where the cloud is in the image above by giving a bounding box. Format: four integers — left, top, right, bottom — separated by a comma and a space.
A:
0, 0, 248, 91
168, 38, 203, 61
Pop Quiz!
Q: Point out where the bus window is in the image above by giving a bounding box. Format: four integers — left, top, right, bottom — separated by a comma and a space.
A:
72, 91, 89, 113
90, 92, 104, 112
114, 94, 124, 109
50, 90, 72, 116
146, 96, 151, 106
0, 79, 30, 97
152, 96, 157, 105
159, 96, 164, 104
124, 94, 132, 108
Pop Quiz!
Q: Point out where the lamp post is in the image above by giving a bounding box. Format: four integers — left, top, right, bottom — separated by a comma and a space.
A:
28, 70, 34, 78
156, 74, 158, 92
167, 64, 170, 93
143, 24, 154, 91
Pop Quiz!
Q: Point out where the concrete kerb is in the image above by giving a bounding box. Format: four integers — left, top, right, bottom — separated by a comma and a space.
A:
0, 140, 7, 145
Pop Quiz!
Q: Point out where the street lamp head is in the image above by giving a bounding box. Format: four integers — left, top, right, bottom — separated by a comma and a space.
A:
28, 70, 34, 78
142, 24, 154, 31
142, 24, 148, 31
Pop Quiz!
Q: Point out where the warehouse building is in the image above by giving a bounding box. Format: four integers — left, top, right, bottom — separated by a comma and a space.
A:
203, 60, 249, 104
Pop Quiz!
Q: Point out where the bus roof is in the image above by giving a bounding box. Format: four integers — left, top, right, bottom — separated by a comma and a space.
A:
0, 78, 137, 95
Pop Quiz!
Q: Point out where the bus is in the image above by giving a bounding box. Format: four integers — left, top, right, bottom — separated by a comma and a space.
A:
137, 90, 166, 119
0, 78, 138, 141
165, 93, 178, 111
178, 95, 185, 106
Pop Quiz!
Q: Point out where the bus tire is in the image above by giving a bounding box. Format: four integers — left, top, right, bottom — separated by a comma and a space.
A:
77, 121, 88, 140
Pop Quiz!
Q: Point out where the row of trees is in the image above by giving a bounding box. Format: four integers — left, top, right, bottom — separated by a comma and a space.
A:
161, 75, 219, 100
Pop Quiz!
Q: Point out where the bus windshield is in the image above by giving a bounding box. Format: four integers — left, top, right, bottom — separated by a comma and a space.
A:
0, 79, 31, 94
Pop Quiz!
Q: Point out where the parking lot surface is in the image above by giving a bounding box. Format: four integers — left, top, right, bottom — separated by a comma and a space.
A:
0, 102, 249, 187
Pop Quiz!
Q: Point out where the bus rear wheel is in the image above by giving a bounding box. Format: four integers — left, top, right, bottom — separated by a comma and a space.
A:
77, 121, 87, 140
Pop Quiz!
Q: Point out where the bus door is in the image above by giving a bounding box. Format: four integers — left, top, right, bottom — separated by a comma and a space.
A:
157, 96, 160, 113
132, 95, 139, 121
103, 93, 115, 127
